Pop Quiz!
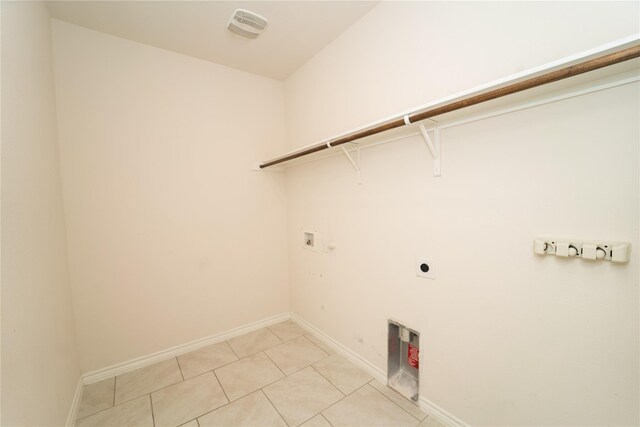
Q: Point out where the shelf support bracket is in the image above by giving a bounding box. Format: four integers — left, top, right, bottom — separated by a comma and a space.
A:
340, 144, 362, 184
419, 123, 441, 177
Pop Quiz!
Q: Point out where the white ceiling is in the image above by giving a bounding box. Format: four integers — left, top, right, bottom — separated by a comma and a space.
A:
47, 1, 378, 80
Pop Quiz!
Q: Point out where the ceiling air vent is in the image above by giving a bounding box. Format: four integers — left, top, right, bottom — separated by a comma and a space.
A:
227, 9, 268, 39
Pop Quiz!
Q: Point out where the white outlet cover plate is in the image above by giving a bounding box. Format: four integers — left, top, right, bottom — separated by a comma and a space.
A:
416, 257, 434, 279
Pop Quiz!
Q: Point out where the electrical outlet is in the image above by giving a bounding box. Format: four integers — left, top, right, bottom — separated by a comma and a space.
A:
416, 257, 434, 279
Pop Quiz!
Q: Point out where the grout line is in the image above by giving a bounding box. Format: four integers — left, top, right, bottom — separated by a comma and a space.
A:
220, 341, 239, 362
109, 359, 187, 408
77, 367, 281, 426
265, 324, 277, 336
176, 356, 185, 381
212, 369, 231, 404
297, 413, 320, 426
208, 352, 288, 405
259, 389, 288, 425
153, 371, 231, 427
299, 334, 331, 359
304, 333, 336, 356
75, 392, 149, 422
316, 381, 370, 424
309, 365, 346, 397
374, 384, 424, 422
74, 405, 111, 421
319, 413, 334, 426
210, 357, 240, 372
262, 350, 288, 378
191, 402, 225, 423
260, 336, 331, 378
289, 379, 349, 427
176, 413, 206, 426
255, 373, 289, 393
115, 384, 175, 407
113, 376, 117, 407
225, 340, 240, 360
149, 394, 156, 427
369, 379, 425, 422
113, 367, 194, 409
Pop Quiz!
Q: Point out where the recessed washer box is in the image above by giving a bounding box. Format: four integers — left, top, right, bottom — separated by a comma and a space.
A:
303, 229, 316, 251
388, 319, 420, 403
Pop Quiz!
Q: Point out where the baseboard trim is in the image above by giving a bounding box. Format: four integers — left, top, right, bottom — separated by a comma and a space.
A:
290, 313, 386, 384
66, 376, 84, 427
419, 396, 469, 426
83, 312, 291, 384
290, 313, 469, 427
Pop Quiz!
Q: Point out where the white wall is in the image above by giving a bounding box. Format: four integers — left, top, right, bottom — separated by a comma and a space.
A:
284, 2, 639, 426
51, 21, 289, 373
1, 2, 82, 425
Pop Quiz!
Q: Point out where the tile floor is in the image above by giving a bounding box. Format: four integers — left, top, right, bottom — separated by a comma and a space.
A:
75, 320, 445, 427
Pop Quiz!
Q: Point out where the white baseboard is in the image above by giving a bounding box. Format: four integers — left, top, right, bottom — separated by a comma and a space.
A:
66, 377, 84, 427
290, 313, 469, 427
419, 396, 469, 426
83, 312, 291, 384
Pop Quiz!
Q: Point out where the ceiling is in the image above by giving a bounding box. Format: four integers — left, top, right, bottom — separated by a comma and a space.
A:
47, 1, 378, 80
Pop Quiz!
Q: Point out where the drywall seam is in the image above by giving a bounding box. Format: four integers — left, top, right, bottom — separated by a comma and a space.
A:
65, 377, 84, 427
82, 312, 291, 384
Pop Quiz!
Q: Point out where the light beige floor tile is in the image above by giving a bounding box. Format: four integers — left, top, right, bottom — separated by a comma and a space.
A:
418, 416, 447, 427
369, 379, 426, 421
215, 352, 284, 401
75, 395, 153, 427
77, 377, 115, 419
263, 366, 343, 426
268, 320, 307, 342
114, 358, 183, 404
265, 336, 328, 375
151, 372, 228, 427
323, 384, 419, 427
305, 334, 336, 355
227, 328, 283, 359
198, 390, 286, 426
178, 341, 238, 379
300, 414, 332, 426
313, 354, 372, 395
178, 421, 199, 427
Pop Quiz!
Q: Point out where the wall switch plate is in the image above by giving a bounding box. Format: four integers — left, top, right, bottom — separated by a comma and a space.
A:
416, 257, 434, 279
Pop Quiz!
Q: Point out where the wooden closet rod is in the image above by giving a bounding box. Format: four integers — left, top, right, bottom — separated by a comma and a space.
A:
260, 44, 640, 169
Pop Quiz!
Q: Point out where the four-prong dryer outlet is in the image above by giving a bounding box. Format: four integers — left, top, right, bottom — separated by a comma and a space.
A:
416, 257, 434, 279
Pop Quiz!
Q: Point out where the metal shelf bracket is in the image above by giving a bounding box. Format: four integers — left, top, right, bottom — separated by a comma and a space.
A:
419, 123, 441, 177
340, 144, 362, 184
